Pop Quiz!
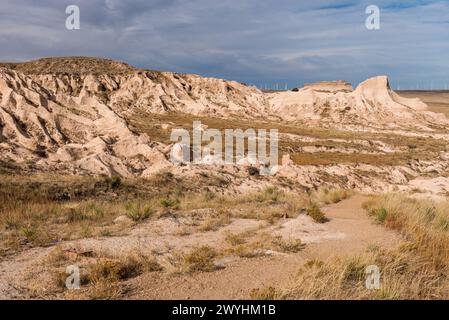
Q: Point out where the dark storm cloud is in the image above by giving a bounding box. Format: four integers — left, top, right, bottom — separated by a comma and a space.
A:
0, 0, 448, 89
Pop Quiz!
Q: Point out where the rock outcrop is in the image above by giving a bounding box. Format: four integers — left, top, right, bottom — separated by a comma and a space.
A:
0, 67, 171, 177
0, 57, 447, 177
303, 80, 353, 93
268, 76, 448, 130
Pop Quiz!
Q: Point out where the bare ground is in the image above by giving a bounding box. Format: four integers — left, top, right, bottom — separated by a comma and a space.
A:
0, 194, 401, 300
125, 195, 400, 299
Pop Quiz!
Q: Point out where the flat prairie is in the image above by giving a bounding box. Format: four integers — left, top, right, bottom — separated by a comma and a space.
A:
399, 90, 449, 117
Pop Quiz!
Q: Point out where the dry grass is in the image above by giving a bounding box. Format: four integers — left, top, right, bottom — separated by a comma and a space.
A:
0, 173, 206, 256
0, 57, 137, 75
301, 187, 351, 224
182, 246, 219, 272
229, 244, 265, 258
271, 236, 304, 253
306, 202, 327, 223
1, 173, 352, 298
275, 243, 449, 299
46, 246, 74, 267
87, 258, 141, 283
167, 246, 219, 273
224, 231, 248, 246
198, 210, 232, 232
254, 187, 283, 203
225, 232, 304, 258
180, 186, 309, 224
125, 202, 155, 222
76, 281, 124, 300
49, 248, 162, 299
0, 174, 314, 258
130, 112, 448, 168
1, 199, 124, 256
257, 193, 449, 299
362, 194, 449, 236
311, 187, 352, 205
250, 287, 281, 300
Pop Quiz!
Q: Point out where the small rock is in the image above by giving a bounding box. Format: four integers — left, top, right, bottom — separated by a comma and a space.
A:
114, 215, 132, 224
264, 250, 287, 256
214, 257, 235, 269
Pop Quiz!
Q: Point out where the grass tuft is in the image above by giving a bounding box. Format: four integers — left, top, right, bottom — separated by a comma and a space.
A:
306, 202, 328, 223
125, 202, 154, 222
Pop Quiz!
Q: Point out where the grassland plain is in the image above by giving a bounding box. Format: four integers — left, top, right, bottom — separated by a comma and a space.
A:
1, 58, 449, 300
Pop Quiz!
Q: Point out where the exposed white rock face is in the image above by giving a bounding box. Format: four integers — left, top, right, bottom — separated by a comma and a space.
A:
0, 67, 170, 177
268, 76, 448, 130
1, 58, 448, 181
26, 71, 268, 118
170, 143, 190, 165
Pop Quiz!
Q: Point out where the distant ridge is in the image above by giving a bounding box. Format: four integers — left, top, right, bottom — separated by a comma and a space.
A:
0, 56, 137, 75
0, 57, 447, 177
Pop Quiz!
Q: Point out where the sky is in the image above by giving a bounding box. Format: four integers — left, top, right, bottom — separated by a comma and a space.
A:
1, 0, 449, 89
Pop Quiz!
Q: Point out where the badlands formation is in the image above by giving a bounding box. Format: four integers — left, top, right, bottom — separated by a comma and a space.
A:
302, 80, 353, 93
3, 58, 449, 301
1, 57, 449, 195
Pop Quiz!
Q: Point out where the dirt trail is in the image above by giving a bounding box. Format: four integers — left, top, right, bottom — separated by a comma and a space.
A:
0, 195, 401, 299
301, 194, 400, 260
127, 195, 401, 299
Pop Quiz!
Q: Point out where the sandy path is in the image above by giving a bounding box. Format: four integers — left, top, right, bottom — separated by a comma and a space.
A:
0, 195, 401, 299
302, 194, 400, 259
126, 194, 401, 299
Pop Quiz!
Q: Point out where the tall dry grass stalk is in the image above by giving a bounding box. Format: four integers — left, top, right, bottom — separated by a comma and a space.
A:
256, 193, 449, 300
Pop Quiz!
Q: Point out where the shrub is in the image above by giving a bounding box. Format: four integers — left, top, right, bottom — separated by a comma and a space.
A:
65, 207, 89, 222
247, 166, 260, 176
375, 208, 388, 224
160, 197, 180, 209
199, 210, 231, 232
231, 244, 263, 258
155, 171, 174, 183
250, 287, 279, 300
255, 187, 281, 203
272, 236, 304, 253
100, 229, 113, 237
224, 232, 246, 246
109, 176, 122, 189
20, 224, 37, 242
181, 246, 218, 273
64, 203, 105, 223
204, 191, 216, 201
312, 187, 351, 205
88, 259, 141, 282
306, 202, 327, 223
125, 202, 154, 221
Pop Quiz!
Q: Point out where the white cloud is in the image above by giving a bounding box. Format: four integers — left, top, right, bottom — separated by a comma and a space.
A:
0, 0, 448, 89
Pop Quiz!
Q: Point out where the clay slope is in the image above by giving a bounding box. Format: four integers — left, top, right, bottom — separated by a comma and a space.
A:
30, 72, 268, 117
0, 57, 448, 177
0, 58, 269, 176
26, 70, 448, 132
2, 58, 445, 130
0, 67, 171, 177
268, 76, 448, 130
3, 57, 267, 118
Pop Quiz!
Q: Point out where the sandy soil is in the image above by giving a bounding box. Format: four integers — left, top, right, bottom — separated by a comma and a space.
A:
124, 195, 401, 299
0, 195, 401, 299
